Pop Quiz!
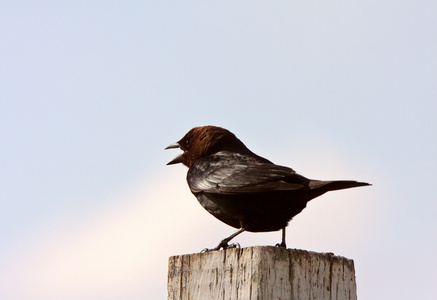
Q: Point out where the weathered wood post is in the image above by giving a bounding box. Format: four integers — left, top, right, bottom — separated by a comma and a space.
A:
168, 246, 357, 300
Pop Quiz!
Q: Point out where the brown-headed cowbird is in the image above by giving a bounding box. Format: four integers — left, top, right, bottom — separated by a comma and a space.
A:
166, 126, 370, 250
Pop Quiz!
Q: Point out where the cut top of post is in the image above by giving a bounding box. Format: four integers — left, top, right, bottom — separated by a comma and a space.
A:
168, 246, 357, 300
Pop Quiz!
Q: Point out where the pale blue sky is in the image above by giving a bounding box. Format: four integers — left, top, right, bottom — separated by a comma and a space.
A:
1, 2, 436, 299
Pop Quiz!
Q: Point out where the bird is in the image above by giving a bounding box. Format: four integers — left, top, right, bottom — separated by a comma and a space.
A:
165, 125, 370, 251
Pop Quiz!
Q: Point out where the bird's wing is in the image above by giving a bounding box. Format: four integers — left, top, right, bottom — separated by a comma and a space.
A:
188, 155, 307, 194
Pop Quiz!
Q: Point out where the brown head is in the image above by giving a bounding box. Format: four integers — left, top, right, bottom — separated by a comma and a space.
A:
165, 126, 249, 168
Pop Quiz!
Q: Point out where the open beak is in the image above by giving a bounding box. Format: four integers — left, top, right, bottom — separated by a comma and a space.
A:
165, 142, 183, 165
165, 142, 180, 150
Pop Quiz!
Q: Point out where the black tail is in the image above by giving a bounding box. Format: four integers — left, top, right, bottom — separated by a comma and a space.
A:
309, 180, 371, 192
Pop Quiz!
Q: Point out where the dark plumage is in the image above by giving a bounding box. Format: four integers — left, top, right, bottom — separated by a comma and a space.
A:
165, 126, 370, 250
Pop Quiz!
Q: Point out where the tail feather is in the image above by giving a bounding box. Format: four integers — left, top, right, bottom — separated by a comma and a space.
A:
309, 180, 371, 192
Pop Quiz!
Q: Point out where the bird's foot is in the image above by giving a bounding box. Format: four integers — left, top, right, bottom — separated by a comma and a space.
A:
227, 242, 241, 249
200, 243, 227, 252
201, 241, 241, 252
201, 228, 245, 252
275, 241, 287, 248
200, 245, 225, 253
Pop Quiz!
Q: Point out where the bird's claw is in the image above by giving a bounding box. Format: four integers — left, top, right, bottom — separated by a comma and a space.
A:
200, 244, 226, 253
275, 242, 287, 248
200, 245, 224, 252
201, 241, 241, 253
227, 242, 241, 249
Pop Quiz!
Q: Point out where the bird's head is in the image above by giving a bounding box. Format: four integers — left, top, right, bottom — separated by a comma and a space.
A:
165, 126, 246, 168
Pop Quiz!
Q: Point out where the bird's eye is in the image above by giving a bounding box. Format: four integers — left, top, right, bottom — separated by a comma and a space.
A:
184, 138, 190, 148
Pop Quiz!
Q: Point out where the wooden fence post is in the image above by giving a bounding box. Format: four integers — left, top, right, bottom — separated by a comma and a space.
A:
168, 246, 357, 300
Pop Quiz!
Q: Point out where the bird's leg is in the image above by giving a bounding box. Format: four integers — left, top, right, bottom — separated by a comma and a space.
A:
276, 227, 287, 248
210, 228, 245, 251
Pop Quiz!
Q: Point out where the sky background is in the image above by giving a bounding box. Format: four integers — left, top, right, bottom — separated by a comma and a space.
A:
1, 2, 436, 299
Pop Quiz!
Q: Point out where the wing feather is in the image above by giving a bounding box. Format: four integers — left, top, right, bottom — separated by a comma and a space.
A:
188, 152, 307, 194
